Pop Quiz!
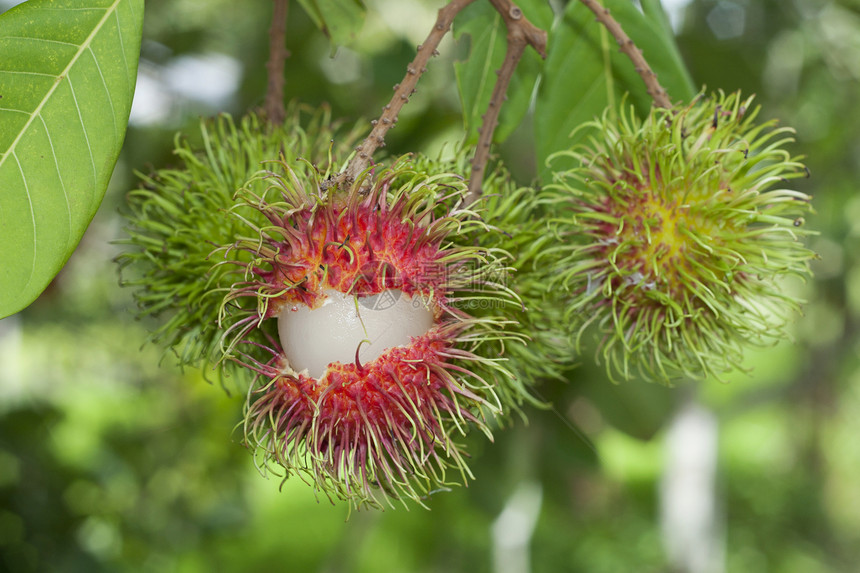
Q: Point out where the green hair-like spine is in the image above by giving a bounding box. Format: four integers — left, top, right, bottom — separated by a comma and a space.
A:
545, 91, 816, 383
117, 105, 363, 381
216, 156, 529, 508
395, 153, 577, 389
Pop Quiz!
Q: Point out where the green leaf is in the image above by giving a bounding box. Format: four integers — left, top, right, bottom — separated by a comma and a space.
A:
453, 0, 553, 144
534, 0, 696, 182
296, 0, 365, 49
0, 0, 144, 318
572, 367, 677, 441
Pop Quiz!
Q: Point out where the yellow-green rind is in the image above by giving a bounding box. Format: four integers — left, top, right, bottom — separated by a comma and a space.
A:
545, 91, 816, 383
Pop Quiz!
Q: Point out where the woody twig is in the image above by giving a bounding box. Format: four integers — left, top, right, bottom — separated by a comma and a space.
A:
340, 0, 478, 185
578, 0, 672, 109
465, 0, 547, 205
264, 0, 290, 125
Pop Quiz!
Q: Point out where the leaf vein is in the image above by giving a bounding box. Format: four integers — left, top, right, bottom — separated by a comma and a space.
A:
27, 7, 110, 12
66, 75, 98, 199
38, 114, 72, 249
0, 35, 78, 48
0, 70, 58, 78
87, 45, 119, 141
11, 151, 36, 292
114, 8, 130, 89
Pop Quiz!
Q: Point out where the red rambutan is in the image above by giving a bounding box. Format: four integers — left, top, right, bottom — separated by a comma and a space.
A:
218, 156, 522, 508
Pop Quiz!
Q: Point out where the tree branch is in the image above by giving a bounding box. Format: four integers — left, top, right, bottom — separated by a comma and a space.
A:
465, 0, 547, 205
488, 0, 548, 58
578, 0, 673, 109
264, 0, 290, 125
339, 0, 478, 186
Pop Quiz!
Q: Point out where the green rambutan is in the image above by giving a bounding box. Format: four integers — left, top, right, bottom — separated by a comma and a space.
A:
118, 105, 362, 379
401, 153, 576, 386
476, 165, 577, 384
546, 91, 816, 383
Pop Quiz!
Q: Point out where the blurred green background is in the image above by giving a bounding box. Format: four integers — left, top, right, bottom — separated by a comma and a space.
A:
1, 0, 859, 571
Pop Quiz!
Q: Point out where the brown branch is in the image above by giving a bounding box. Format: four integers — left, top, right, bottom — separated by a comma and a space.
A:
465, 0, 548, 205
339, 0, 478, 186
578, 0, 672, 109
264, 0, 290, 125
465, 41, 525, 206
488, 0, 548, 58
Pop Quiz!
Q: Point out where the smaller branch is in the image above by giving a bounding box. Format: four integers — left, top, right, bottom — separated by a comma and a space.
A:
339, 0, 478, 186
264, 0, 290, 125
579, 0, 672, 109
465, 41, 525, 206
488, 0, 548, 58
465, 0, 548, 205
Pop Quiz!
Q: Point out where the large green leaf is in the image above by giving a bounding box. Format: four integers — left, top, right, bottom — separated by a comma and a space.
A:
534, 0, 696, 182
573, 367, 677, 441
0, 0, 143, 318
453, 0, 553, 145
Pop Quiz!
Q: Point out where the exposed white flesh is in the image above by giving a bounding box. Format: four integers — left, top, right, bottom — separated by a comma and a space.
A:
277, 289, 435, 379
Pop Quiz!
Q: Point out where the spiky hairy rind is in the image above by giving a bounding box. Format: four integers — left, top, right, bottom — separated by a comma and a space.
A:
398, 153, 577, 388
117, 105, 362, 381
220, 155, 525, 508
471, 165, 577, 385
546, 91, 816, 383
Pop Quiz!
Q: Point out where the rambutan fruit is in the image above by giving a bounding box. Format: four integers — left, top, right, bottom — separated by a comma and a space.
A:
118, 105, 361, 379
474, 164, 578, 384
120, 105, 531, 508
402, 153, 577, 386
546, 91, 816, 383
218, 155, 525, 508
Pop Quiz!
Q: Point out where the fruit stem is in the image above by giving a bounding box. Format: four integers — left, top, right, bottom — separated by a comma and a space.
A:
340, 0, 478, 186
578, 0, 672, 109
465, 0, 547, 205
264, 0, 290, 126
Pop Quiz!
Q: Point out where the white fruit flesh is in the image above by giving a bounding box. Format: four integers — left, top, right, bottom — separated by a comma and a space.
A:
277, 289, 436, 379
